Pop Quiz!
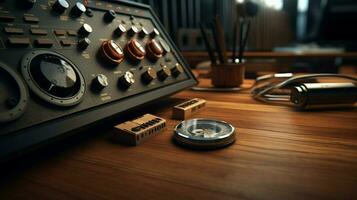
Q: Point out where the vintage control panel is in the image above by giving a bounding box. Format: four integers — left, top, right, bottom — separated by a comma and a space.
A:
0, 0, 197, 160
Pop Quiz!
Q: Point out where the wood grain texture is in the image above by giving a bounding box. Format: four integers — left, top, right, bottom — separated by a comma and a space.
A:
0, 79, 357, 200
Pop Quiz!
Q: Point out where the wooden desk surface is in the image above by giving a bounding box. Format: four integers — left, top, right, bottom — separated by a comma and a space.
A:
1, 79, 357, 200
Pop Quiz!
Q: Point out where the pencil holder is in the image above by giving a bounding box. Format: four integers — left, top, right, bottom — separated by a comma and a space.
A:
211, 63, 245, 88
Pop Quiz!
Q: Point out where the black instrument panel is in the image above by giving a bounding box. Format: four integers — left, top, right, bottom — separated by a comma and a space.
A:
0, 0, 197, 160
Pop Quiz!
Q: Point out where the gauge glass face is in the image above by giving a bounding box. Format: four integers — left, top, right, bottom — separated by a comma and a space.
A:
176, 119, 234, 141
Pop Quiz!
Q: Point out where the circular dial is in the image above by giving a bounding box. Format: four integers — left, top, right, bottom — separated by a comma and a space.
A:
99, 40, 124, 65
22, 51, 85, 106
0, 63, 28, 122
125, 39, 146, 62
78, 23, 92, 36
118, 71, 135, 89
52, 0, 69, 14
171, 63, 184, 77
71, 2, 86, 17
141, 67, 157, 84
173, 119, 236, 149
146, 39, 163, 61
92, 74, 108, 91
104, 10, 116, 22
158, 65, 171, 81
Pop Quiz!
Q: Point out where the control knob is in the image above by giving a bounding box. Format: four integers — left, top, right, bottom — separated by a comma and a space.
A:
125, 39, 146, 62
171, 63, 184, 77
78, 37, 91, 50
104, 10, 116, 23
158, 65, 171, 81
150, 28, 160, 38
146, 39, 163, 61
78, 23, 92, 36
32, 55, 78, 97
71, 2, 86, 17
52, 0, 69, 14
99, 40, 124, 65
139, 27, 149, 38
158, 38, 171, 54
114, 24, 126, 36
92, 74, 108, 91
127, 26, 139, 37
118, 71, 135, 89
141, 67, 157, 84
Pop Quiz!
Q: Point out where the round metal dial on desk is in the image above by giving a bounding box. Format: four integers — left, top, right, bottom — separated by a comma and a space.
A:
118, 71, 135, 89
52, 0, 69, 14
173, 119, 236, 149
146, 39, 163, 61
99, 40, 124, 65
125, 39, 146, 62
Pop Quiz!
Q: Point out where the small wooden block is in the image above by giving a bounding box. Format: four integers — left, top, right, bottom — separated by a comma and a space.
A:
113, 114, 166, 146
172, 98, 206, 120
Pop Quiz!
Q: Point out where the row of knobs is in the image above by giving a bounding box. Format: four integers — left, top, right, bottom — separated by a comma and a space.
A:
99, 39, 169, 64
92, 64, 184, 91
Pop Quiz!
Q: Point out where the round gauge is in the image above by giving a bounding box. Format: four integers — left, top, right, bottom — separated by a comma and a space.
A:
21, 50, 85, 107
0, 62, 28, 122
173, 119, 236, 149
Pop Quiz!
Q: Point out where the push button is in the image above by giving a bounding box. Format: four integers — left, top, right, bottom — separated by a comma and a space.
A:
54, 29, 66, 36
7, 37, 30, 47
60, 39, 73, 47
34, 38, 54, 48
67, 30, 77, 36
23, 16, 39, 23
30, 28, 48, 36
4, 27, 24, 35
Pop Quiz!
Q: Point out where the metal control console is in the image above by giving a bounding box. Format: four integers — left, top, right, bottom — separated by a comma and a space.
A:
0, 0, 197, 160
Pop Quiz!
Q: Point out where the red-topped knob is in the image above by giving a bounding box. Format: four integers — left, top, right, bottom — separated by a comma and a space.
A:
99, 40, 124, 65
146, 39, 163, 61
125, 39, 146, 62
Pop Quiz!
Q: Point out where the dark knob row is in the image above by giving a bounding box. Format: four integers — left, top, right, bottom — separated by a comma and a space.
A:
92, 64, 183, 91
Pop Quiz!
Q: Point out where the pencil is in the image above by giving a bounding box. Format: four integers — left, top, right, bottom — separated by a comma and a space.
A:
210, 21, 225, 64
199, 22, 217, 64
214, 15, 228, 63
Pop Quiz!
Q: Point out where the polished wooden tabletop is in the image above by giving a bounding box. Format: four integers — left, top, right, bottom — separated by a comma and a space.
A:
1, 78, 357, 200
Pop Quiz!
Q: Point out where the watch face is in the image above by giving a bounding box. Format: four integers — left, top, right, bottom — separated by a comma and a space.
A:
173, 119, 236, 149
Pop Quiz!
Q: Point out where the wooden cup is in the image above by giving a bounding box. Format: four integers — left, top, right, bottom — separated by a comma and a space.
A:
211, 63, 245, 88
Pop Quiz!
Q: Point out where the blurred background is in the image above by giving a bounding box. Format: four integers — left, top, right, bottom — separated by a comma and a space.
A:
127, 0, 357, 76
